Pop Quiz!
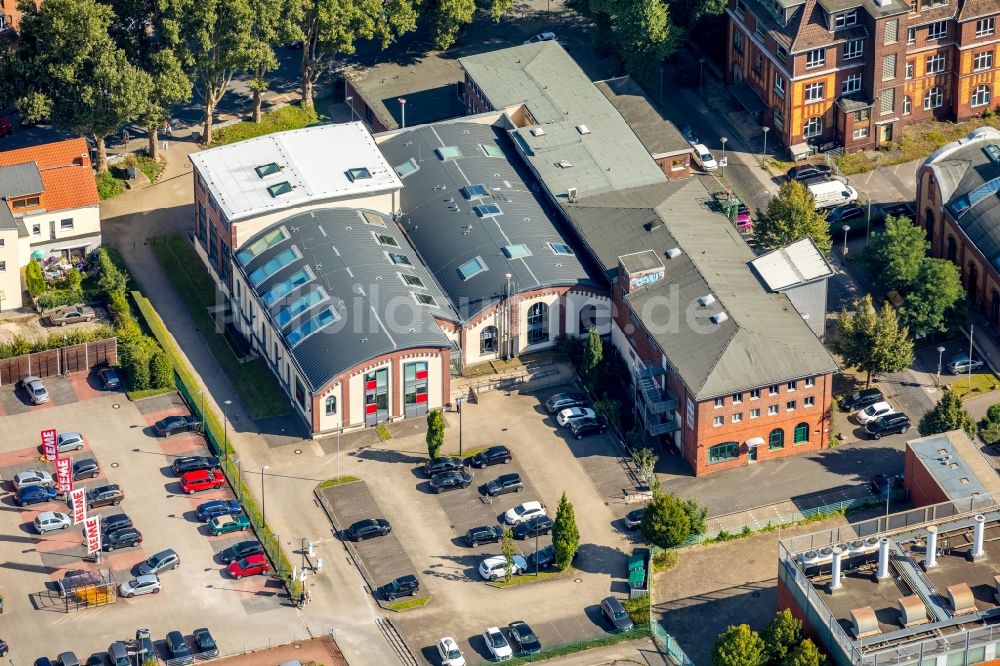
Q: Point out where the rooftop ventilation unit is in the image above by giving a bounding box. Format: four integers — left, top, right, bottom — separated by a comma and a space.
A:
556, 160, 573, 168
984, 144, 1000, 166
699, 294, 716, 307
576, 124, 591, 135
644, 220, 663, 232
666, 248, 682, 259
710, 312, 728, 325
530, 127, 546, 137
567, 187, 577, 203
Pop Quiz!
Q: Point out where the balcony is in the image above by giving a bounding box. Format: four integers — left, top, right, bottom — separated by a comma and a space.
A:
636, 365, 678, 414
642, 412, 681, 436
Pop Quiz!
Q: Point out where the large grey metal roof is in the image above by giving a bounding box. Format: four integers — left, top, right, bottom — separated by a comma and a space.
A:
562, 179, 837, 399
594, 77, 691, 158
459, 42, 665, 201
378, 121, 598, 322
236, 208, 453, 392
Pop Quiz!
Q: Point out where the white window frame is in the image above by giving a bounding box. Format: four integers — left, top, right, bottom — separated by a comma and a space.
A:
713, 416, 724, 427
843, 73, 862, 94
974, 51, 993, 72
927, 21, 946, 40
774, 73, 785, 97
732, 413, 743, 423
803, 116, 823, 138
903, 95, 912, 115
750, 408, 761, 419
804, 82, 824, 102
805, 396, 816, 407
768, 405, 779, 415
834, 9, 858, 29
853, 126, 869, 139
925, 54, 945, 74
924, 86, 943, 109
971, 84, 991, 108
907, 27, 916, 44
976, 17, 995, 37
844, 39, 863, 59
806, 48, 826, 69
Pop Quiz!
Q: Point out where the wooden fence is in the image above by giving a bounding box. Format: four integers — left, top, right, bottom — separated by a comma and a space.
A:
0, 337, 117, 385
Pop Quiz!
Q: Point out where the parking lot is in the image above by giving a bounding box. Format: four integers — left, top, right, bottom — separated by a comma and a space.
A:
0, 376, 305, 663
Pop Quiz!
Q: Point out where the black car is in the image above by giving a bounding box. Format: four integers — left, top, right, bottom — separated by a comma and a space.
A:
100, 513, 132, 535
103, 527, 142, 551
85, 484, 123, 508
348, 518, 392, 541
827, 203, 865, 226
569, 417, 607, 439
485, 473, 524, 497
513, 515, 554, 539
424, 456, 465, 477
527, 544, 557, 571
0, 640, 7, 657
880, 201, 915, 221
465, 525, 504, 547
870, 474, 904, 496
384, 574, 419, 601
171, 455, 221, 476
192, 628, 217, 658
508, 621, 542, 655
164, 631, 193, 666
839, 388, 884, 411
466, 445, 512, 468
97, 367, 121, 390
154, 415, 201, 437
219, 540, 265, 564
864, 413, 911, 439
786, 164, 833, 183
429, 470, 472, 493
72, 459, 100, 481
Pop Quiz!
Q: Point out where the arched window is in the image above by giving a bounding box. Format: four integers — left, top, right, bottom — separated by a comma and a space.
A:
325, 395, 337, 416
902, 96, 912, 115
768, 428, 784, 450
947, 236, 957, 263
971, 84, 991, 108
794, 422, 809, 444
480, 325, 498, 354
924, 86, 943, 110
527, 302, 549, 344
803, 117, 823, 138
924, 209, 934, 248
579, 305, 597, 334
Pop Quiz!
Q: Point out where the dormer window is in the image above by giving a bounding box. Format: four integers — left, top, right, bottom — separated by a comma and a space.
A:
834, 9, 857, 30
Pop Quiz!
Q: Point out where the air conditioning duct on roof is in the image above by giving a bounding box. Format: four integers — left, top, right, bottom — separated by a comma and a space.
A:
644, 220, 663, 232
666, 248, 682, 259
567, 187, 577, 203
710, 312, 728, 325
576, 124, 591, 135
699, 294, 715, 306
530, 127, 546, 137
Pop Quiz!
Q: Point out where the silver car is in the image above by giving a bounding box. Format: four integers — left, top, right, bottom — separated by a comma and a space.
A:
58, 432, 85, 453
47, 305, 96, 326
13, 470, 54, 490
34, 511, 72, 533
139, 549, 180, 575
20, 376, 49, 404
119, 574, 161, 598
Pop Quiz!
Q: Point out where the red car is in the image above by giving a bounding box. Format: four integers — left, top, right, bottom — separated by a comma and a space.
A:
228, 554, 269, 579
179, 469, 225, 495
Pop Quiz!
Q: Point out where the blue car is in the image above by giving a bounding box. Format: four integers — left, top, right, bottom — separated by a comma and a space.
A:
15, 485, 58, 506
195, 499, 242, 522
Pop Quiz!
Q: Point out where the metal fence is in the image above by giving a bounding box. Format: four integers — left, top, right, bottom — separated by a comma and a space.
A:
648, 546, 696, 665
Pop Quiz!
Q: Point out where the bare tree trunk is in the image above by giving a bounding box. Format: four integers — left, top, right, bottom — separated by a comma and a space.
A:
302, 77, 314, 110
147, 126, 160, 162
203, 95, 216, 146
252, 87, 262, 123
95, 135, 108, 173
865, 370, 872, 388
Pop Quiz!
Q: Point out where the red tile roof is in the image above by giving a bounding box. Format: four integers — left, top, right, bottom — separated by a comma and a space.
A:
0, 138, 99, 211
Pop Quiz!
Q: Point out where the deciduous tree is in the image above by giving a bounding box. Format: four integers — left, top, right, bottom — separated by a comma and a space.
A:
868, 215, 928, 292
712, 624, 767, 666
581, 327, 603, 390
919, 388, 977, 438
833, 295, 914, 387
500, 528, 517, 581
782, 638, 824, 666
552, 492, 580, 570
632, 448, 658, 491
764, 610, 803, 664
641, 492, 691, 548
419, 0, 514, 50
753, 181, 832, 255
899, 258, 964, 336
25, 261, 45, 298
425, 408, 445, 459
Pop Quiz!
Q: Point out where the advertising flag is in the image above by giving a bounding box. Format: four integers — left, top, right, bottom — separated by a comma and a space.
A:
84, 515, 101, 554
41, 428, 58, 462
70, 488, 87, 524
55, 458, 72, 494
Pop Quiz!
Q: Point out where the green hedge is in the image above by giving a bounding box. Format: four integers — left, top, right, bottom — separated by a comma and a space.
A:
212, 105, 319, 145
0, 326, 117, 359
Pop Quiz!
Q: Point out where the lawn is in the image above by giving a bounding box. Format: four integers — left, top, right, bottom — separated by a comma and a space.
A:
385, 595, 430, 612
96, 171, 126, 200
948, 372, 1000, 400
316, 476, 361, 489
487, 568, 572, 588
212, 105, 319, 145
148, 233, 291, 420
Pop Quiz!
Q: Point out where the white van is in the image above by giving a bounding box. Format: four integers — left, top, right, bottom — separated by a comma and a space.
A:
691, 144, 718, 172
807, 180, 858, 209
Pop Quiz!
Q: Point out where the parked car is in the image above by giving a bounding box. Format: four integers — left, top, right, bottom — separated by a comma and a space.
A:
556, 407, 597, 427
57, 432, 85, 453
119, 574, 161, 598
681, 126, 699, 146
13, 470, 54, 490
47, 305, 96, 327
430, 470, 473, 493
523, 31, 556, 44
465, 525, 504, 547
192, 628, 218, 658
786, 164, 833, 183
527, 544, 557, 571
153, 415, 201, 437
864, 413, 911, 439
435, 637, 465, 666
228, 553, 270, 579
839, 387, 884, 411
0, 117, 13, 138
219, 540, 264, 564
880, 202, 915, 221
826, 203, 866, 227
870, 473, 903, 496
347, 518, 391, 541
504, 501, 546, 525
601, 596, 635, 632
569, 416, 607, 439
171, 455, 221, 476
0, 640, 7, 657
383, 574, 419, 600
466, 445, 512, 468
513, 515, 554, 539
107, 644, 128, 666
424, 456, 465, 477
545, 392, 587, 414
139, 549, 180, 575
72, 459, 100, 481
948, 353, 984, 374
34, 657, 52, 666
57, 653, 78, 666
196, 499, 242, 522
484, 473, 523, 497
691, 143, 718, 172
479, 554, 528, 580
209, 513, 251, 535
624, 507, 645, 530
34, 511, 72, 533
179, 469, 225, 494
482, 627, 513, 661
19, 376, 49, 404
97, 367, 121, 390
15, 485, 58, 506
856, 401, 895, 425
164, 631, 193, 666
104, 527, 142, 551
100, 514, 132, 535
83, 484, 124, 509
508, 621, 542, 655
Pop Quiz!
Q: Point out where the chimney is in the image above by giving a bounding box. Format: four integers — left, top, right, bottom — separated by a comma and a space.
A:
925, 526, 938, 569
877, 537, 891, 580
830, 546, 844, 591
971, 515, 986, 561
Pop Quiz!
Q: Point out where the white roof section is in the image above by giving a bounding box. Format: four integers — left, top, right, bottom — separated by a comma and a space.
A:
189, 122, 402, 223
750, 238, 834, 291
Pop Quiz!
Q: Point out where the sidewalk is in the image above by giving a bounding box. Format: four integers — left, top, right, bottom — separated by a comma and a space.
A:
540, 637, 665, 665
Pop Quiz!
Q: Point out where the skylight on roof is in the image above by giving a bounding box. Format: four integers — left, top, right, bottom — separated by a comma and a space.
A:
286, 308, 338, 347
394, 158, 419, 179
548, 242, 574, 256
261, 268, 311, 307
267, 181, 293, 198
481, 144, 504, 158
413, 293, 439, 307
387, 252, 412, 266
400, 273, 425, 288
556, 160, 573, 169
255, 163, 281, 178
461, 184, 490, 200
474, 203, 503, 218
374, 233, 399, 248
503, 244, 532, 259
237, 226, 288, 264
436, 146, 462, 160
346, 167, 372, 181
361, 210, 385, 227
248, 247, 299, 286
457, 256, 487, 280
576, 124, 591, 135
276, 289, 328, 328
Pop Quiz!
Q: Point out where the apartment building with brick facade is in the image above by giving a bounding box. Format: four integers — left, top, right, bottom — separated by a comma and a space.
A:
726, 0, 1000, 155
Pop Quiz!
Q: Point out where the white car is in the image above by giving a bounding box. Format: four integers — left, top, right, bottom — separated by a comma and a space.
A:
503, 501, 546, 525
482, 627, 513, 661
556, 407, 597, 427
13, 470, 54, 490
34, 511, 72, 534
20, 376, 49, 404
435, 636, 466, 666
523, 32, 557, 45
57, 432, 85, 453
119, 574, 161, 598
692, 143, 718, 172
857, 401, 895, 425
479, 555, 528, 581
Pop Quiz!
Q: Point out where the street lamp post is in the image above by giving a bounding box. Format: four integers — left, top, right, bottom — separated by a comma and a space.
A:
841, 225, 851, 258
398, 98, 406, 129
345, 96, 355, 122
865, 199, 873, 247
937, 346, 946, 379
260, 465, 269, 524
456, 397, 463, 457
720, 136, 728, 181
223, 400, 232, 460
761, 127, 770, 167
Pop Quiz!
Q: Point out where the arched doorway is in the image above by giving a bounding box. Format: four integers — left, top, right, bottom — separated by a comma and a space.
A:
947, 237, 957, 263
924, 209, 934, 249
